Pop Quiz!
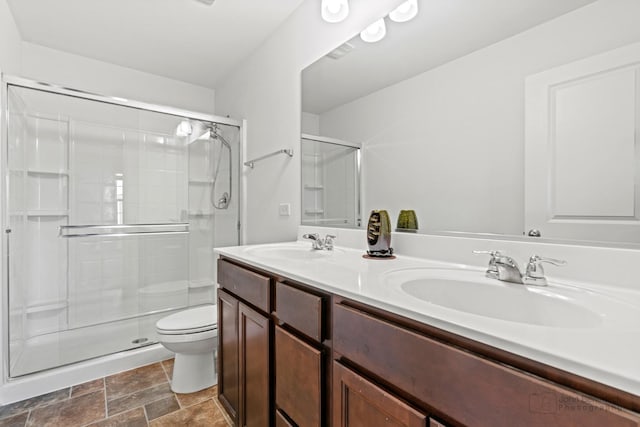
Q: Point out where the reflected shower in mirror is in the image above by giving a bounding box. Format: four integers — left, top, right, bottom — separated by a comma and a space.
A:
301, 0, 640, 246
301, 134, 361, 228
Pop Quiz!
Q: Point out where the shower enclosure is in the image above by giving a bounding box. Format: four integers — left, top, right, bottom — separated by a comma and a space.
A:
2, 76, 241, 377
301, 134, 361, 227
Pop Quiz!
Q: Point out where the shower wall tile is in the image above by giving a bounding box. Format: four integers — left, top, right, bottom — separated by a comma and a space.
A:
26, 117, 68, 172
26, 176, 68, 211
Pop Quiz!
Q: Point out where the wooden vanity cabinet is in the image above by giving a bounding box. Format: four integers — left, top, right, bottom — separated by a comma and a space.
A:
274, 281, 329, 427
333, 361, 428, 427
217, 259, 272, 427
217, 256, 640, 427
332, 300, 640, 427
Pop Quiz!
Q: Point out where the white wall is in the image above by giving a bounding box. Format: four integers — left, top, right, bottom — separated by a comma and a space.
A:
301, 112, 320, 134
20, 43, 216, 114
215, 0, 405, 244
317, 0, 640, 237
0, 0, 21, 74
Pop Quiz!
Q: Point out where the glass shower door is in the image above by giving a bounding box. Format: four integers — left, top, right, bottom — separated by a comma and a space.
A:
5, 84, 240, 377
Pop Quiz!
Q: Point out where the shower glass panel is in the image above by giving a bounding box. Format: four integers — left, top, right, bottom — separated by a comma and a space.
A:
5, 83, 240, 377
301, 136, 360, 227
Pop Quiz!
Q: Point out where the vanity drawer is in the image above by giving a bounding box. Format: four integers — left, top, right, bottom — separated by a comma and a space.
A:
333, 302, 640, 427
218, 259, 271, 312
275, 281, 324, 342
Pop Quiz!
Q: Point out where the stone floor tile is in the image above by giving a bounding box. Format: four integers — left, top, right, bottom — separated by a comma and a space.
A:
71, 378, 104, 398
145, 395, 180, 421
26, 390, 105, 427
160, 359, 174, 381
0, 412, 28, 427
149, 399, 227, 427
175, 385, 217, 408
86, 407, 147, 427
106, 363, 168, 401
107, 383, 173, 417
0, 388, 70, 420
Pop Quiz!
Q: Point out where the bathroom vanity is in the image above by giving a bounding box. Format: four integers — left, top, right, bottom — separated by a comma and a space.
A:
215, 239, 640, 427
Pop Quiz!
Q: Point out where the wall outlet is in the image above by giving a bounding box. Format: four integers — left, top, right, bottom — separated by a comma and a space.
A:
279, 203, 291, 216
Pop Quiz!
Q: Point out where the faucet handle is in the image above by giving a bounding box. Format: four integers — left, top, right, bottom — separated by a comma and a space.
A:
303, 233, 324, 249
473, 250, 503, 257
324, 234, 337, 250
524, 255, 567, 286
472, 250, 503, 279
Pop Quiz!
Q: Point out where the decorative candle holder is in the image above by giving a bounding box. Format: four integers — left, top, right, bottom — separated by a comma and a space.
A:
365, 210, 394, 258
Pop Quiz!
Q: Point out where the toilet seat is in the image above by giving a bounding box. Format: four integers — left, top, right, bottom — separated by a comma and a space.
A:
156, 304, 217, 335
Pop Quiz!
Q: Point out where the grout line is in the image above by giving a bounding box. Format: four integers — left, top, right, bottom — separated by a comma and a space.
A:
142, 405, 150, 426
159, 359, 171, 383
212, 395, 232, 426
102, 376, 110, 420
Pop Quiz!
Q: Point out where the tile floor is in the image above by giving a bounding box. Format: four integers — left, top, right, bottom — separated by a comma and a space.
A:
0, 359, 232, 427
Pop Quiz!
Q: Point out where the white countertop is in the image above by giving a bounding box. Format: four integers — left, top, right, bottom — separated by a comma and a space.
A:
215, 240, 640, 397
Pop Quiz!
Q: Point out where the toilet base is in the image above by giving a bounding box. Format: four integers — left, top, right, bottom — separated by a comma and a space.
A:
170, 352, 217, 394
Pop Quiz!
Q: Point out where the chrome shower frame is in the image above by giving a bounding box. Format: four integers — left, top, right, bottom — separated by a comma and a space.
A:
0, 73, 244, 396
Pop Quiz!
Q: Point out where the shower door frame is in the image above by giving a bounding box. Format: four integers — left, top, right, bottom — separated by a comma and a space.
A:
0, 73, 244, 382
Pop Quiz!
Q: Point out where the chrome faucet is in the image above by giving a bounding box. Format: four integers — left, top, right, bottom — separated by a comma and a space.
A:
494, 255, 525, 284
474, 251, 566, 286
303, 233, 324, 249
323, 234, 337, 250
302, 233, 337, 250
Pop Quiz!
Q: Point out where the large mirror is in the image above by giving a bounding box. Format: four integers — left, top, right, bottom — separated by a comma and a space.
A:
301, 0, 640, 246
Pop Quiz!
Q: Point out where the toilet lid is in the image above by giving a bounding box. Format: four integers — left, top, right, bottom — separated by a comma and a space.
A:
156, 305, 217, 334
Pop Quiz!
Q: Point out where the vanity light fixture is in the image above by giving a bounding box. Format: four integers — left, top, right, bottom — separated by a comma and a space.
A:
360, 18, 387, 43
321, 0, 349, 23
389, 0, 418, 23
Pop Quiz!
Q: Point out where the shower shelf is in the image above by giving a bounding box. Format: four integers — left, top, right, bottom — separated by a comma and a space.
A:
25, 301, 68, 315
304, 209, 325, 215
304, 185, 324, 190
189, 211, 214, 217
188, 178, 214, 185
27, 169, 69, 176
189, 280, 215, 289
26, 210, 69, 217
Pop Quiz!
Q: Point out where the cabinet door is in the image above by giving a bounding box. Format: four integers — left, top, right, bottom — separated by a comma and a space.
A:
218, 289, 239, 424
275, 325, 322, 427
239, 302, 271, 427
333, 362, 427, 427
275, 409, 295, 427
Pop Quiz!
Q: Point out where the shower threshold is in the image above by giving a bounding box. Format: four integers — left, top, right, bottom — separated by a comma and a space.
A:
9, 308, 185, 378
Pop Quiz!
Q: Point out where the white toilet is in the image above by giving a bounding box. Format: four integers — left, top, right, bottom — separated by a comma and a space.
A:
156, 304, 218, 393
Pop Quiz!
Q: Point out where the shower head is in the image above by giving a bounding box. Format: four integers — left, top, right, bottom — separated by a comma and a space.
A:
199, 127, 231, 151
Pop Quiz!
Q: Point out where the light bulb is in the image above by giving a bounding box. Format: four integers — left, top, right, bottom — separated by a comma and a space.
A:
321, 0, 349, 23
389, 0, 418, 23
360, 18, 386, 43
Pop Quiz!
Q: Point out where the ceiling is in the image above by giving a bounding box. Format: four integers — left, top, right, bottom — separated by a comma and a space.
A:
302, 0, 598, 114
7, 0, 305, 89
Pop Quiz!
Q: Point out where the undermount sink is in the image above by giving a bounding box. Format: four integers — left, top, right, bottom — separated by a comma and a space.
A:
244, 243, 342, 261
384, 268, 607, 328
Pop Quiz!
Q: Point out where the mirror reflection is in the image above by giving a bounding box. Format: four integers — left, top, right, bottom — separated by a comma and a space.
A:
301, 134, 361, 228
301, 0, 640, 246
